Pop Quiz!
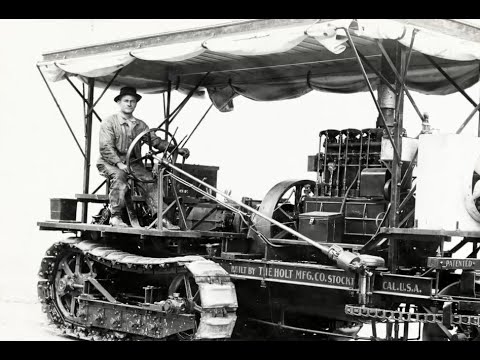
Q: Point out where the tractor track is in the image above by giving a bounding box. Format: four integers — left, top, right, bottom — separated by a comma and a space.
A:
37, 237, 237, 341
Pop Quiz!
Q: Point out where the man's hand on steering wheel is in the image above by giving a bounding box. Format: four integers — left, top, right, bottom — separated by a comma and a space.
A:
178, 147, 190, 159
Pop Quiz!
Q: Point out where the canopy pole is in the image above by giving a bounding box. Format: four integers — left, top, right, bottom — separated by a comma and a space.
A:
82, 78, 95, 223
424, 54, 478, 108
36, 65, 86, 159
64, 76, 103, 123
179, 93, 236, 149
357, 50, 396, 94
165, 80, 172, 141
456, 100, 480, 134
84, 68, 123, 120
342, 28, 401, 161
158, 72, 210, 129
375, 40, 425, 123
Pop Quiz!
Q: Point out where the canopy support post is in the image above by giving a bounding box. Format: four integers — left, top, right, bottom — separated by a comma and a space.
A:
375, 40, 425, 123
342, 28, 401, 161
64, 76, 103, 123
424, 54, 478, 108
357, 50, 397, 94
92, 179, 107, 195
158, 72, 210, 129
455, 100, 480, 134
36, 66, 86, 159
81, 78, 95, 223
84, 68, 123, 120
165, 80, 172, 140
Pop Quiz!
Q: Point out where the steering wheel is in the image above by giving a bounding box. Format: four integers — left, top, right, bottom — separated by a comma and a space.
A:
125, 128, 178, 183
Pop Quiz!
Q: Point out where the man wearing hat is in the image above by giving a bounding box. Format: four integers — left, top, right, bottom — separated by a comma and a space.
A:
97, 86, 190, 228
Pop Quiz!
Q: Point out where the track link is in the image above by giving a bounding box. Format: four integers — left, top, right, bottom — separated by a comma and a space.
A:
37, 237, 237, 340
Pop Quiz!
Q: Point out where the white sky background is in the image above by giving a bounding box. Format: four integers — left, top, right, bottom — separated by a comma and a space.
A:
1, 19, 480, 305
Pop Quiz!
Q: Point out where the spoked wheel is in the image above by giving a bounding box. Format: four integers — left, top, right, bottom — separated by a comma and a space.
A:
126, 128, 179, 183
54, 249, 96, 320
253, 179, 315, 239
422, 282, 480, 341
168, 273, 201, 340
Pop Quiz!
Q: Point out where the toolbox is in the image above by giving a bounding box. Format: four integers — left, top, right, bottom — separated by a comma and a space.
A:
50, 198, 77, 221
298, 211, 344, 243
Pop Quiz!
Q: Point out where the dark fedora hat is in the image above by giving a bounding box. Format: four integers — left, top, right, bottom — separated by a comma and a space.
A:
114, 86, 142, 102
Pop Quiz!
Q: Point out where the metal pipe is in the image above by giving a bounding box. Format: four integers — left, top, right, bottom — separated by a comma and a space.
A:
64, 76, 103, 123
342, 130, 350, 196
424, 54, 477, 108
85, 68, 123, 119
335, 133, 342, 196
165, 80, 172, 141
36, 65, 86, 159
157, 168, 165, 230
342, 29, 401, 161
82, 78, 95, 223
365, 130, 371, 168
322, 133, 328, 196
356, 131, 363, 195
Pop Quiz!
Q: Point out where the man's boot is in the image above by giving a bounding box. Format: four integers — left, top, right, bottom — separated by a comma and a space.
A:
110, 215, 129, 227
162, 218, 180, 230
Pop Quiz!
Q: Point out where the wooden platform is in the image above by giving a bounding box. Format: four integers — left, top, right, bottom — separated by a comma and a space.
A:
38, 221, 246, 240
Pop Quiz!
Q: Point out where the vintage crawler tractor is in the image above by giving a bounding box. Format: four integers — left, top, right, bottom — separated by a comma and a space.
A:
37, 19, 480, 341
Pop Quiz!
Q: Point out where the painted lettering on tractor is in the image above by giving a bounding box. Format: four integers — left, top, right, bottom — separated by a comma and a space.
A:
382, 281, 422, 294
228, 264, 354, 287
444, 259, 475, 268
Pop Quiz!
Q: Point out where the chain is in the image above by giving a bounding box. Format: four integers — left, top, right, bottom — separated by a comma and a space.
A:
345, 305, 480, 326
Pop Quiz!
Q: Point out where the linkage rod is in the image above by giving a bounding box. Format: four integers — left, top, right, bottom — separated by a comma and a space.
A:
342, 28, 401, 161
36, 65, 86, 159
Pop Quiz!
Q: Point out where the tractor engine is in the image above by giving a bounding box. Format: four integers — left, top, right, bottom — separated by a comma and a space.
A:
305, 128, 391, 243
300, 127, 436, 268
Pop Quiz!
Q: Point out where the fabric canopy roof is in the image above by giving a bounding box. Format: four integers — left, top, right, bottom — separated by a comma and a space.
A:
38, 19, 480, 112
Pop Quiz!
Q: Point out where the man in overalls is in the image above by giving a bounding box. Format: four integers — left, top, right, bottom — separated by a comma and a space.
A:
97, 87, 189, 228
